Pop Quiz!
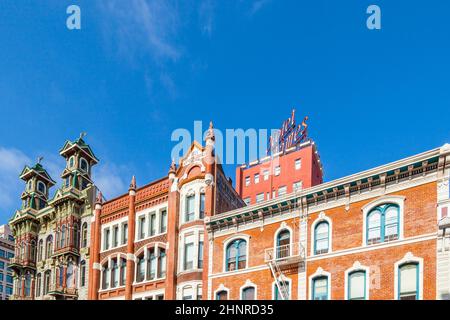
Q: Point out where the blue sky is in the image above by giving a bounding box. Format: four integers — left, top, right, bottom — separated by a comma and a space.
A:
1, 0, 449, 224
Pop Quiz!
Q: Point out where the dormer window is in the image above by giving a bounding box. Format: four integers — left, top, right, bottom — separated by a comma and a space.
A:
37, 181, 46, 194
79, 158, 89, 172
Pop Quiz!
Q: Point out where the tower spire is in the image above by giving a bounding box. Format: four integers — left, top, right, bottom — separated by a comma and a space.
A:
129, 175, 136, 191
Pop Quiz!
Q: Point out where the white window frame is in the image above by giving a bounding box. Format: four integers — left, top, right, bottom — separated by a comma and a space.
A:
344, 261, 370, 300
240, 279, 258, 300
274, 166, 281, 176
308, 267, 331, 300
213, 284, 230, 300
222, 234, 250, 273
245, 176, 251, 187
310, 212, 333, 256
273, 223, 293, 256
394, 252, 423, 300
295, 159, 302, 170
254, 174, 260, 184
362, 195, 405, 246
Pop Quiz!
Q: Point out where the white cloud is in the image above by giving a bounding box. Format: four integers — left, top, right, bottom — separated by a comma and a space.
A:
250, 0, 271, 15
93, 163, 129, 200
98, 0, 181, 63
0, 147, 31, 222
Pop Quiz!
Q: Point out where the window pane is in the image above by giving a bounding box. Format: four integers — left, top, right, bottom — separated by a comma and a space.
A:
400, 264, 418, 297
313, 278, 328, 300
349, 271, 365, 300
242, 287, 255, 300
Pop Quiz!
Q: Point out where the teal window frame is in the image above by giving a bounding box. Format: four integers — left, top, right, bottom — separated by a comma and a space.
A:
274, 281, 290, 300
398, 262, 419, 300
312, 276, 329, 300
225, 239, 247, 271
366, 203, 400, 245
348, 270, 366, 300
276, 229, 291, 259
314, 221, 330, 255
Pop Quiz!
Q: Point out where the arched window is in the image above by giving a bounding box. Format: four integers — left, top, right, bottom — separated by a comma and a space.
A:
69, 156, 75, 168
79, 158, 88, 172
101, 263, 110, 289
242, 286, 256, 300
136, 255, 145, 282
398, 263, 419, 300
73, 224, 79, 247
80, 260, 86, 287
120, 258, 126, 286
348, 271, 366, 300
314, 222, 329, 254
30, 240, 36, 261
38, 240, 43, 262
276, 229, 291, 258
67, 262, 74, 288
147, 248, 156, 280
226, 239, 247, 271
60, 225, 66, 248
111, 259, 119, 288
216, 290, 228, 300
46, 235, 53, 259
182, 286, 194, 300
158, 249, 166, 278
367, 204, 399, 244
81, 223, 88, 248
36, 273, 41, 297
44, 270, 51, 294
274, 281, 290, 300
58, 265, 64, 287
24, 273, 31, 297
37, 181, 46, 194
312, 276, 328, 300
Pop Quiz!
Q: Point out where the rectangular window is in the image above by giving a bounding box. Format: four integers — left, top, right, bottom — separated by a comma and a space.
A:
244, 198, 251, 206
295, 159, 302, 170
198, 241, 204, 269
138, 216, 146, 239
148, 251, 156, 280
149, 213, 156, 236
245, 176, 250, 186
263, 170, 269, 181
122, 223, 128, 245
293, 181, 303, 192
0, 249, 5, 258
186, 195, 195, 222
256, 193, 264, 203
399, 264, 418, 300
6, 274, 13, 284
6, 286, 13, 296
278, 186, 287, 197
160, 210, 167, 233
254, 174, 260, 184
0, 261, 4, 269
184, 235, 195, 270
199, 194, 205, 219
112, 225, 119, 247
274, 166, 281, 176
103, 228, 110, 250
348, 272, 365, 300
0, 273, 3, 281
313, 277, 328, 300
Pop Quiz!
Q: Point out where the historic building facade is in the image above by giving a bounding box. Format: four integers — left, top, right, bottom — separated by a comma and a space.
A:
8, 136, 98, 300
88, 123, 244, 300
206, 144, 450, 300
7, 112, 450, 300
0, 224, 15, 300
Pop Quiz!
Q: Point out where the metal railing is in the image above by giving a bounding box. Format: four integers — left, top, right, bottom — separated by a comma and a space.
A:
264, 243, 305, 263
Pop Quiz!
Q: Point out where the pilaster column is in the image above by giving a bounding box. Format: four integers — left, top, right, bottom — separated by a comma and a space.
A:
165, 162, 180, 300
31, 275, 35, 300
125, 176, 136, 300
202, 121, 216, 300
88, 192, 102, 300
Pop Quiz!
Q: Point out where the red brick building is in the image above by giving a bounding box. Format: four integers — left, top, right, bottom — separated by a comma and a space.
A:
206, 144, 450, 300
235, 140, 323, 206
88, 123, 244, 300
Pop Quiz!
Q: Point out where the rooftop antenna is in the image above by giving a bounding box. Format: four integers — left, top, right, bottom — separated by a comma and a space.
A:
37, 156, 44, 164
79, 132, 87, 140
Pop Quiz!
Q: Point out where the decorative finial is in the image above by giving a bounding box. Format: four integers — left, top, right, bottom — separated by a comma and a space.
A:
205, 120, 215, 142
37, 156, 44, 164
95, 191, 103, 204
169, 159, 177, 174
79, 132, 87, 140
129, 175, 136, 190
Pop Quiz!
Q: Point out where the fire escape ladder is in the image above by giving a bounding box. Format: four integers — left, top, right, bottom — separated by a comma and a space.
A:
268, 255, 290, 300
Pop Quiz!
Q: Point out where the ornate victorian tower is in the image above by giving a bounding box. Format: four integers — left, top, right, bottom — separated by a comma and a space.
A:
9, 161, 56, 299
9, 135, 99, 300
